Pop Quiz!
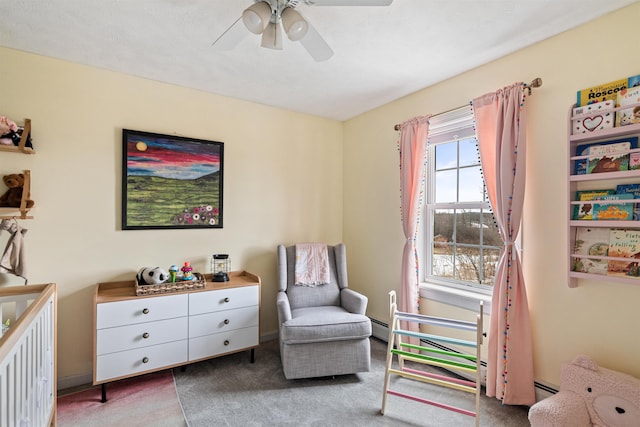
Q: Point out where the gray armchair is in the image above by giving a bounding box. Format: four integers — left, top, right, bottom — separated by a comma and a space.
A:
276, 243, 372, 379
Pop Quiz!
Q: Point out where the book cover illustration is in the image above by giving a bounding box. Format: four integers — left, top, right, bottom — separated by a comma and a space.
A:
573, 189, 616, 220
616, 183, 640, 220
607, 229, 640, 277
572, 227, 610, 275
592, 194, 634, 221
576, 74, 640, 107
574, 137, 638, 175
587, 142, 631, 174
571, 100, 615, 134
615, 86, 640, 127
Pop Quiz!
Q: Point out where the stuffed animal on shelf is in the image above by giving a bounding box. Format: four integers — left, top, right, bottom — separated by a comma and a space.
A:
136, 266, 169, 285
0, 116, 32, 148
0, 173, 34, 208
529, 355, 640, 427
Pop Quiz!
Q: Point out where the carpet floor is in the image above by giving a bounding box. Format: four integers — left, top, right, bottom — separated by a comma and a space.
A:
174, 338, 532, 426
57, 370, 187, 427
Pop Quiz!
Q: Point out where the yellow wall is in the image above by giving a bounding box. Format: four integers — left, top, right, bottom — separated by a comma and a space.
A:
0, 47, 343, 386
344, 2, 640, 387
2, 2, 640, 391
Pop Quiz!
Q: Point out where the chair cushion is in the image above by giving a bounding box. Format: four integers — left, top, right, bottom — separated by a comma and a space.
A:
281, 306, 372, 344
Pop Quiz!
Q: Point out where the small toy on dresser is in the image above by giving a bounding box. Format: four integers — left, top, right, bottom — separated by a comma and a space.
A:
136, 266, 169, 285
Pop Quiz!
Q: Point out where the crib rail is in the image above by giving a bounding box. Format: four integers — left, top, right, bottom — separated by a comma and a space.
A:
0, 283, 57, 427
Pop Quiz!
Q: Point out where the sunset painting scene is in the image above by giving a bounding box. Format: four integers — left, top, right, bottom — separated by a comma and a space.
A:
122, 129, 223, 229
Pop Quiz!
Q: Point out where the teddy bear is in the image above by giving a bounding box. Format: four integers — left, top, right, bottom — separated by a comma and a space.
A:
0, 174, 34, 208
529, 355, 640, 427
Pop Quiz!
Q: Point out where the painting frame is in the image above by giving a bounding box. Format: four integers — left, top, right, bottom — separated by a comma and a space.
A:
122, 129, 224, 230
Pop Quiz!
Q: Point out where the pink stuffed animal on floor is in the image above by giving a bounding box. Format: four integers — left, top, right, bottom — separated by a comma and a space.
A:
529, 355, 640, 427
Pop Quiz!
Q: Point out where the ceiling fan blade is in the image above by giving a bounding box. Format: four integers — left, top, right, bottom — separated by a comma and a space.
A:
302, 0, 393, 5
299, 22, 333, 62
212, 17, 247, 50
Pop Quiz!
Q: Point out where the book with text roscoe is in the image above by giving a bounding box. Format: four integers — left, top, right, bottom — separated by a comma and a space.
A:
608, 229, 640, 277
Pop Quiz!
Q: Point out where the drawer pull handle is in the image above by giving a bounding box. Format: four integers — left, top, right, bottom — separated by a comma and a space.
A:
224, 297, 230, 303
142, 308, 149, 315
142, 357, 149, 364
224, 319, 230, 325
142, 332, 149, 339
224, 340, 230, 346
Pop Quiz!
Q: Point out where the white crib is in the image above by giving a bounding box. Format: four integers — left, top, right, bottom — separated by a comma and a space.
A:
0, 283, 57, 427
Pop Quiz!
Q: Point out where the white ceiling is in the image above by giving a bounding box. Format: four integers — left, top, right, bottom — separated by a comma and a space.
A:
0, 0, 637, 120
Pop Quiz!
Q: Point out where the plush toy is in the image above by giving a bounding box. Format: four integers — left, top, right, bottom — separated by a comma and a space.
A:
136, 267, 169, 285
529, 355, 640, 427
0, 173, 34, 208
0, 116, 32, 148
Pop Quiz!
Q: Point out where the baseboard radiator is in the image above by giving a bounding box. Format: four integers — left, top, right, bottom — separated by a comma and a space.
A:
370, 317, 556, 403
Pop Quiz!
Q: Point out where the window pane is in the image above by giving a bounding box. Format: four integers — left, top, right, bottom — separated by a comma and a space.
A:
455, 246, 481, 283
459, 166, 484, 202
435, 142, 456, 171
482, 248, 500, 285
483, 214, 502, 246
459, 138, 479, 167
432, 246, 454, 279
433, 209, 454, 242
435, 169, 457, 203
456, 210, 481, 245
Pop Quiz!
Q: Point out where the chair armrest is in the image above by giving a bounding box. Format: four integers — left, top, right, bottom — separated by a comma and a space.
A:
341, 288, 368, 315
277, 291, 292, 324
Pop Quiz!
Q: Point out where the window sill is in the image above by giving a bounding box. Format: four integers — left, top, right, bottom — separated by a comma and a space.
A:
419, 282, 492, 312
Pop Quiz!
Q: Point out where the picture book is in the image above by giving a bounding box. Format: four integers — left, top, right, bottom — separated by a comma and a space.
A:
607, 229, 640, 277
586, 142, 630, 174
592, 194, 634, 221
576, 74, 640, 107
615, 86, 640, 127
571, 100, 615, 134
573, 189, 615, 220
616, 184, 640, 220
574, 137, 638, 175
631, 152, 640, 170
572, 227, 610, 275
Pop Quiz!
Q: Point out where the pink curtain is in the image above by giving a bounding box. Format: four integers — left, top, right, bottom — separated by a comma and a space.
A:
398, 116, 429, 338
472, 83, 535, 405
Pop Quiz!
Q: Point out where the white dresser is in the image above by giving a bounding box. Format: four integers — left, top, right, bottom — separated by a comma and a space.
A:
93, 271, 260, 401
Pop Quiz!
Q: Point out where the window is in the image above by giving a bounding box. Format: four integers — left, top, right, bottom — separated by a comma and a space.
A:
423, 107, 501, 292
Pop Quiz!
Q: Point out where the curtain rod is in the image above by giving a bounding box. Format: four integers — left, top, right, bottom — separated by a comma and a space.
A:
393, 77, 542, 131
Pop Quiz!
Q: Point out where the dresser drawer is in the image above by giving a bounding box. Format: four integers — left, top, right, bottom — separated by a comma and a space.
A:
97, 316, 188, 355
189, 305, 258, 339
189, 326, 258, 361
189, 285, 259, 315
97, 293, 188, 329
95, 340, 188, 382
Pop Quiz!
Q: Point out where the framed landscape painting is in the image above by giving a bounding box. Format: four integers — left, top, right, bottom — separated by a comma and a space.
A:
122, 129, 224, 230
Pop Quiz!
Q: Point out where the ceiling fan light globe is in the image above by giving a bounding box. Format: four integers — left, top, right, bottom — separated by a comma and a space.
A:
242, 1, 272, 34
261, 22, 283, 50
281, 7, 309, 41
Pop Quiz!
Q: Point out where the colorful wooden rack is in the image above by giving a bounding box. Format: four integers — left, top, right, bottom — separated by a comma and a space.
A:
381, 290, 484, 426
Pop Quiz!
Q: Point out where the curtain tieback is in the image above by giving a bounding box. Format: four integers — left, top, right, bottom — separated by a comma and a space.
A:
504, 241, 517, 260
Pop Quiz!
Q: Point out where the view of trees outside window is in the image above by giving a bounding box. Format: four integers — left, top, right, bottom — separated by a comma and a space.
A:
427, 137, 501, 287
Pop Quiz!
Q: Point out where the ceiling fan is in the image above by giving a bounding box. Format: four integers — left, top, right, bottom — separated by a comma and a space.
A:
212, 0, 393, 62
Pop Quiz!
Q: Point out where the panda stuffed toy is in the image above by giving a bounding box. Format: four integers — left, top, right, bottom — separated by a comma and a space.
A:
136, 267, 169, 285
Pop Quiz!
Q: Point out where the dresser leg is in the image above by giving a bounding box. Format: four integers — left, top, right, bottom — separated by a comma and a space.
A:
250, 348, 255, 363
101, 383, 107, 403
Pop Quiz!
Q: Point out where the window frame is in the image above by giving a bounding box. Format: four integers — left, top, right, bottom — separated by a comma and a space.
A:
417, 107, 498, 308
